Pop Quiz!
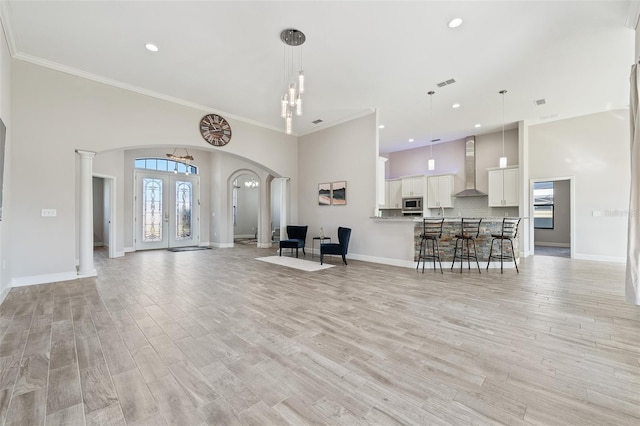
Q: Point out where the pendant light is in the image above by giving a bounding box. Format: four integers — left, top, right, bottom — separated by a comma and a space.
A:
499, 90, 507, 168
428, 90, 435, 171
280, 29, 306, 134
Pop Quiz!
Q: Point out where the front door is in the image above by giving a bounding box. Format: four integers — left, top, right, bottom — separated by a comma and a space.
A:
135, 171, 200, 250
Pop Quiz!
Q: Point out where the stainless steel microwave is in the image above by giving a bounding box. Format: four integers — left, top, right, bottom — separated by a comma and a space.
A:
402, 197, 422, 211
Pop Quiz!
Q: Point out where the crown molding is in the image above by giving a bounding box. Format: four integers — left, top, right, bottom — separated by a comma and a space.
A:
0, 1, 18, 56
626, 0, 640, 30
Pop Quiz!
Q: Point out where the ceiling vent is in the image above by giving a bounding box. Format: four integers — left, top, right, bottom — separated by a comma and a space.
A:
312, 119, 323, 124
534, 98, 546, 106
436, 78, 456, 88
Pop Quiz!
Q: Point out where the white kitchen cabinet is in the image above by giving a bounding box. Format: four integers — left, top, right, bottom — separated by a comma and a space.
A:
385, 179, 402, 208
488, 167, 519, 207
427, 175, 454, 208
401, 176, 425, 197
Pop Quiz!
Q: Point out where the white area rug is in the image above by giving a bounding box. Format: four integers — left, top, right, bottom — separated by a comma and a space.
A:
256, 256, 334, 271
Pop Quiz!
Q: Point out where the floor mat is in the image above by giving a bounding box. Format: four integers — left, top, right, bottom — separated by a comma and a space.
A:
167, 246, 211, 252
256, 256, 335, 271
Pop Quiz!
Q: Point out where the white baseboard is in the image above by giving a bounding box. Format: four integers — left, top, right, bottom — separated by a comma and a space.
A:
573, 253, 625, 263
0, 286, 10, 305
114, 251, 125, 258
234, 234, 255, 239
199, 241, 211, 247
124, 246, 135, 253
11, 270, 80, 287
257, 242, 272, 248
535, 242, 570, 248
93, 242, 104, 247
212, 242, 234, 248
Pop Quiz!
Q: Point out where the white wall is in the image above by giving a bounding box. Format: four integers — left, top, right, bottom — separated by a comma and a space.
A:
528, 109, 629, 261
0, 17, 11, 302
10, 60, 299, 284
299, 113, 416, 265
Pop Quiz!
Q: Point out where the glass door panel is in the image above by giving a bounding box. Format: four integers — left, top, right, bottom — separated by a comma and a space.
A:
135, 171, 199, 250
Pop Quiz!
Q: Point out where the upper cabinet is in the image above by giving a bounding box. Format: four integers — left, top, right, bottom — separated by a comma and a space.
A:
401, 175, 425, 197
427, 175, 454, 208
385, 179, 402, 209
488, 167, 519, 207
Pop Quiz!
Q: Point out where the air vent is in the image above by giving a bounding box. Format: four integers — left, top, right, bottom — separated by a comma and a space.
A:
534, 98, 546, 106
312, 119, 323, 124
431, 138, 441, 142
436, 78, 456, 88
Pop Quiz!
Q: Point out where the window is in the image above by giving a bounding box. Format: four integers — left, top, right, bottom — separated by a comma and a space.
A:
135, 157, 197, 175
533, 181, 554, 229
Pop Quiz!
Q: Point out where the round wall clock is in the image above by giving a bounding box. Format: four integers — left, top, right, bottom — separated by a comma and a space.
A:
199, 114, 232, 146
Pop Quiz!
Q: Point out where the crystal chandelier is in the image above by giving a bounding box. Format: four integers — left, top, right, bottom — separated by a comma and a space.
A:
280, 29, 306, 134
244, 178, 259, 189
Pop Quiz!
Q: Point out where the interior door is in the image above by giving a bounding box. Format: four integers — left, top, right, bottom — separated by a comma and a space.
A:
135, 171, 200, 250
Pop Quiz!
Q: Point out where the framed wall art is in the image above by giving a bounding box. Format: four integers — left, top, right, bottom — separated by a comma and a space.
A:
331, 181, 347, 205
318, 182, 331, 205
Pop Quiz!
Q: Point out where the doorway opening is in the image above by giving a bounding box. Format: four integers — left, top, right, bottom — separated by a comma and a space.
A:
530, 177, 573, 258
92, 174, 116, 258
233, 174, 260, 246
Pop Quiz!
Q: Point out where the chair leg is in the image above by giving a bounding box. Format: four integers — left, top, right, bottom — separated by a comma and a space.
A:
320, 253, 324, 265
295, 247, 299, 258
451, 239, 459, 271
302, 247, 306, 256
472, 239, 480, 273
342, 255, 347, 265
279, 247, 282, 256
487, 238, 494, 270
435, 239, 443, 274
416, 237, 424, 271
500, 238, 504, 273
510, 239, 519, 273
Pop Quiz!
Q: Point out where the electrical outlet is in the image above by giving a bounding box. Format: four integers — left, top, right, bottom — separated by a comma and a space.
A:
41, 209, 57, 217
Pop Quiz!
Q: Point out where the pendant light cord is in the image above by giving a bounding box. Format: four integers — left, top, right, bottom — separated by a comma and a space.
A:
500, 90, 506, 157
428, 90, 435, 158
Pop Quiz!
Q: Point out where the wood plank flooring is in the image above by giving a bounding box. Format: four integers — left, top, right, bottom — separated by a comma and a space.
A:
0, 245, 638, 425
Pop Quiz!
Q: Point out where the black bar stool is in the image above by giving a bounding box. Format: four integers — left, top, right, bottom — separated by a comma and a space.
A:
451, 218, 482, 273
487, 217, 521, 273
416, 218, 444, 273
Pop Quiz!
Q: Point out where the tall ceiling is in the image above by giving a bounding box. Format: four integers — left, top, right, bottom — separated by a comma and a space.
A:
1, 1, 636, 153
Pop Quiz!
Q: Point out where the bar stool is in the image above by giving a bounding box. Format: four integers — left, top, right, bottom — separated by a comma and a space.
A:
416, 218, 444, 273
487, 217, 521, 273
451, 218, 482, 273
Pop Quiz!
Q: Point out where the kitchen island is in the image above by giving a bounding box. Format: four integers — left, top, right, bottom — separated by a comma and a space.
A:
412, 217, 522, 269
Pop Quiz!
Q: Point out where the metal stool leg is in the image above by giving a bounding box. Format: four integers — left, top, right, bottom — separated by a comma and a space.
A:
435, 239, 443, 273
510, 239, 518, 273
472, 239, 480, 273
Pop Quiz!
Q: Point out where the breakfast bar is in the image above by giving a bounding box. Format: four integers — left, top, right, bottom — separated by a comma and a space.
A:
413, 217, 521, 269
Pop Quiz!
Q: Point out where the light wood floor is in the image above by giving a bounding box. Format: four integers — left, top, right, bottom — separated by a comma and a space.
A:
0, 245, 638, 425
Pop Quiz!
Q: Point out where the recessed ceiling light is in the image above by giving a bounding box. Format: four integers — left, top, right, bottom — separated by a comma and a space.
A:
452, 103, 461, 109
408, 138, 414, 143
448, 18, 463, 28
145, 43, 159, 52
474, 124, 482, 128
378, 124, 385, 129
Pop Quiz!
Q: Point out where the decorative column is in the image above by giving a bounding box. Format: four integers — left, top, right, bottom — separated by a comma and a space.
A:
76, 150, 97, 277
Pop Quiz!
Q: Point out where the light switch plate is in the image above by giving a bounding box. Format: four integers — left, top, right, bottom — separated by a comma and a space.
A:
41, 209, 57, 217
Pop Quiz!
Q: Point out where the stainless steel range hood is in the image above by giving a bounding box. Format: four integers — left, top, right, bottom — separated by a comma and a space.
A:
455, 136, 487, 197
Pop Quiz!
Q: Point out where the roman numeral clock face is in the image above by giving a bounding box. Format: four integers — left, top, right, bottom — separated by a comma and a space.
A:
199, 114, 232, 146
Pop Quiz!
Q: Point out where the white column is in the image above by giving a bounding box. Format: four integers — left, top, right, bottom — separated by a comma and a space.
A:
76, 150, 97, 277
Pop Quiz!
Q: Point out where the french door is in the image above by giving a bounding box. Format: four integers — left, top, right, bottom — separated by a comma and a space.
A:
135, 171, 200, 250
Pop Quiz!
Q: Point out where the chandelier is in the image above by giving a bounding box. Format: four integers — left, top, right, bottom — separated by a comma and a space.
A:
244, 178, 259, 189
280, 29, 306, 134
166, 148, 194, 175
